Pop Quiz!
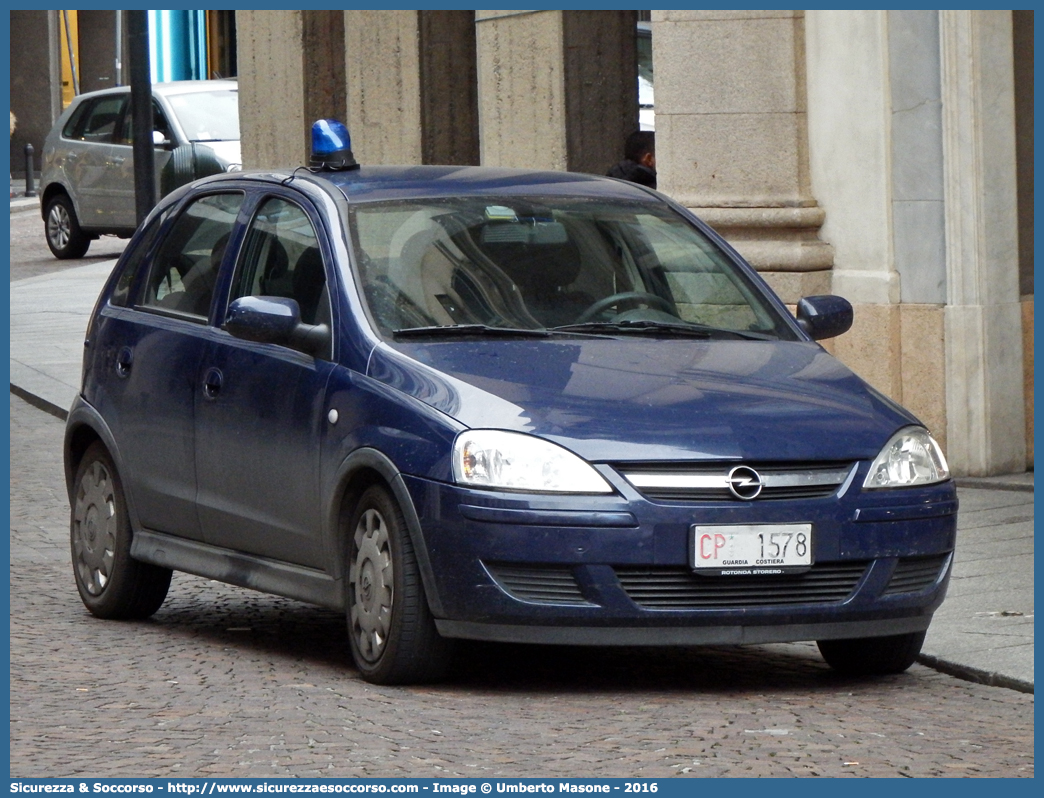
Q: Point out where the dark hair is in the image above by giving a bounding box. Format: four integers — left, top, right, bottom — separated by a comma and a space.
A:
624, 130, 655, 162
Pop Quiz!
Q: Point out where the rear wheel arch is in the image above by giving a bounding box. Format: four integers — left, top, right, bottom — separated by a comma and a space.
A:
40, 183, 70, 221
64, 421, 104, 500
63, 403, 130, 515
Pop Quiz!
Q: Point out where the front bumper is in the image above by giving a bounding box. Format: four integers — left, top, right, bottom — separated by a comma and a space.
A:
403, 466, 957, 645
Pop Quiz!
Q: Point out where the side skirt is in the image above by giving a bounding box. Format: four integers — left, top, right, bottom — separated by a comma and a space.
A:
131, 529, 343, 610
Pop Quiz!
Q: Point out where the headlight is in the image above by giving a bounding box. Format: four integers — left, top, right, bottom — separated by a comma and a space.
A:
863, 426, 950, 489
452, 430, 613, 494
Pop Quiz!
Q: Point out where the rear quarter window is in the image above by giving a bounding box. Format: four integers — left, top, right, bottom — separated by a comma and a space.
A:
110, 206, 173, 308
60, 101, 89, 139
65, 95, 127, 144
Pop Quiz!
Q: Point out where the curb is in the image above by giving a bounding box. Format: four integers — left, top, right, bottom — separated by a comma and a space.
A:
955, 478, 1034, 493
10, 384, 68, 421
917, 652, 1034, 694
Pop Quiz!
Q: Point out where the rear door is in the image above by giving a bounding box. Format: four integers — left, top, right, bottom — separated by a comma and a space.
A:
63, 93, 127, 227
91, 190, 246, 540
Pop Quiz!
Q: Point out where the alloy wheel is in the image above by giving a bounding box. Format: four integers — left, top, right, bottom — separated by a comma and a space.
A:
47, 203, 71, 250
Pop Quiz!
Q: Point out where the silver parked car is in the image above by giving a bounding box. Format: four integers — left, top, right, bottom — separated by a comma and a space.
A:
40, 79, 241, 259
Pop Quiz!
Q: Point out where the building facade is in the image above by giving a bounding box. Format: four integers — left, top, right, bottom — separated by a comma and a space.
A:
9, 9, 1031, 476
9, 9, 236, 174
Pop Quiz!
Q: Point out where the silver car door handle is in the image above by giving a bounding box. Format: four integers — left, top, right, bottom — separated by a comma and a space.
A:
110, 156, 126, 165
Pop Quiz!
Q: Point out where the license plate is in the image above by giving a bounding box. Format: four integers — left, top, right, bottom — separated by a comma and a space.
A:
690, 524, 813, 575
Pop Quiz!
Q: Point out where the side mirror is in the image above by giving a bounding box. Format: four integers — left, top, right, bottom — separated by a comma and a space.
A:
152, 130, 172, 149
224, 296, 330, 356
796, 295, 853, 341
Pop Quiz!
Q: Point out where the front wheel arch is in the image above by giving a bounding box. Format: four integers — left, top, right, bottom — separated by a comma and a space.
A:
329, 448, 445, 619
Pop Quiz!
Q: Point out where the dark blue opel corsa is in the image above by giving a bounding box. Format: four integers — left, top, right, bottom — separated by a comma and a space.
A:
65, 120, 956, 684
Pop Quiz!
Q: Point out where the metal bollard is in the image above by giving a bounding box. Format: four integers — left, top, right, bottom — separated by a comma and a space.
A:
24, 143, 36, 197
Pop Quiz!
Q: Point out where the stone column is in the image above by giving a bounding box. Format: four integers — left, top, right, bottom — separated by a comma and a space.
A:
237, 10, 345, 169
9, 10, 62, 173
475, 10, 636, 174
344, 11, 423, 164
804, 10, 950, 449
940, 10, 1025, 475
344, 10, 479, 166
652, 10, 833, 305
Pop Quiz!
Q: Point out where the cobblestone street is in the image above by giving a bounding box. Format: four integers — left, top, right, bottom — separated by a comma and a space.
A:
9, 396, 1034, 779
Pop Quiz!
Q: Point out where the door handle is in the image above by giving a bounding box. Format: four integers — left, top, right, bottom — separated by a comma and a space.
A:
202, 367, 223, 399
109, 156, 126, 166
115, 347, 133, 378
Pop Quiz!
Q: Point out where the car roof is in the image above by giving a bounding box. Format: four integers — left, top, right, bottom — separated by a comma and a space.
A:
226, 165, 664, 204
152, 79, 238, 97
66, 79, 237, 104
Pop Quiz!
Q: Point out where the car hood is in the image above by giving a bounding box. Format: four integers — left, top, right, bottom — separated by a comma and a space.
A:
367, 338, 917, 462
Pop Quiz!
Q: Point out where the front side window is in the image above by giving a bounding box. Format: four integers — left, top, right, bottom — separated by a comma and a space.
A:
230, 197, 330, 329
140, 193, 244, 319
117, 100, 174, 145
350, 198, 796, 339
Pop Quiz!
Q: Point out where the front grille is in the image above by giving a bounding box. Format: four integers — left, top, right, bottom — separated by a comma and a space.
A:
614, 561, 869, 609
883, 553, 951, 596
617, 461, 854, 502
484, 563, 592, 606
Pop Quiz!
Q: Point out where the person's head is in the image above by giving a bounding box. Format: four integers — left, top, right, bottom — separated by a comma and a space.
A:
624, 130, 655, 169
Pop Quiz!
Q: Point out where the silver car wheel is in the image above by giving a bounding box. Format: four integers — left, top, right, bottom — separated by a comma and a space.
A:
349, 508, 394, 663
72, 459, 117, 597
47, 201, 72, 250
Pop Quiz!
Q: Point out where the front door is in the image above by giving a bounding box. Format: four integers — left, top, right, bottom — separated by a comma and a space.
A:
195, 193, 336, 569
107, 98, 176, 229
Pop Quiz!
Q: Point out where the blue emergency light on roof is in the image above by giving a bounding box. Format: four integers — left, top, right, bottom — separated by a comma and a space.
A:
310, 119, 359, 171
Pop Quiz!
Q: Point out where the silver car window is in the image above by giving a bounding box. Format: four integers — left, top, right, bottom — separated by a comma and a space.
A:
68, 95, 126, 144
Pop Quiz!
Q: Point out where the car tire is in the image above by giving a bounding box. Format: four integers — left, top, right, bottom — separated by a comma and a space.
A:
817, 630, 927, 675
70, 442, 172, 619
346, 484, 453, 685
45, 194, 91, 259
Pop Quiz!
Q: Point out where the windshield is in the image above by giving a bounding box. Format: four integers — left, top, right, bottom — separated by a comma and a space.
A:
166, 89, 240, 142
349, 197, 797, 340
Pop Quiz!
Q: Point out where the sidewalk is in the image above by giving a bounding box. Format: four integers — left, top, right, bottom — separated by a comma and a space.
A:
8, 244, 1034, 694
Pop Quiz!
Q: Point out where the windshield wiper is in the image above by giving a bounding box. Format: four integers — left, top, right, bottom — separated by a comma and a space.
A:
551, 320, 774, 340
393, 324, 551, 339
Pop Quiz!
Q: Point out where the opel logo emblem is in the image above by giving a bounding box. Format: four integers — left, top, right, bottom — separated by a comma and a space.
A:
727, 465, 763, 500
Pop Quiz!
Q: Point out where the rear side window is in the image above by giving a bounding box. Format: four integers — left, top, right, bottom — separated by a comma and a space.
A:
139, 193, 244, 319
61, 101, 89, 139
65, 95, 126, 143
